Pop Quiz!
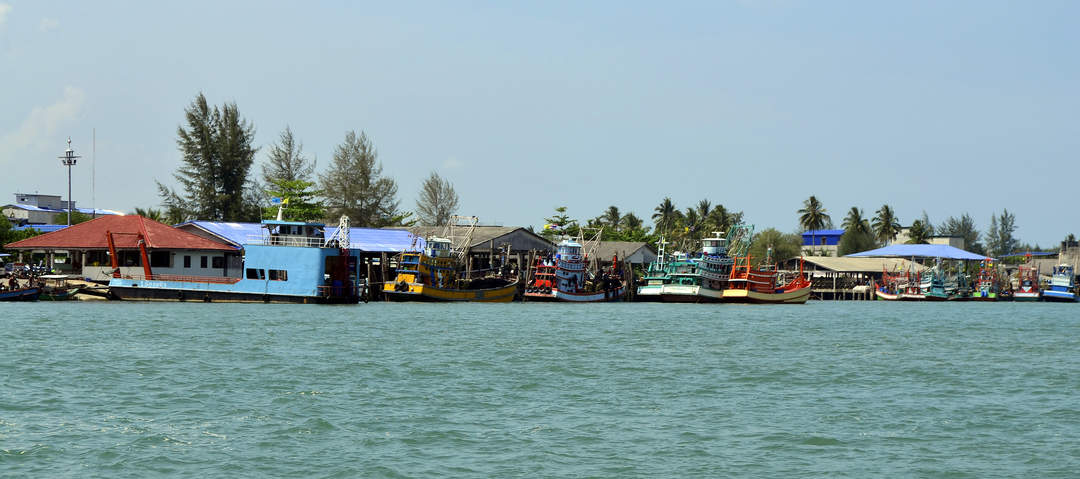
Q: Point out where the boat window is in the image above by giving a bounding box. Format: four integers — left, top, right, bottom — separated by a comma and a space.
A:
246, 268, 266, 280
183, 255, 191, 268
200, 256, 208, 268
269, 269, 288, 281
211, 257, 225, 269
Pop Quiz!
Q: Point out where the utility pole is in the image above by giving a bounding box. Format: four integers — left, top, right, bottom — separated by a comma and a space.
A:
59, 137, 81, 226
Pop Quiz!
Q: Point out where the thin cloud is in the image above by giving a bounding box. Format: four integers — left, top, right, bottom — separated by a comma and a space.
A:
0, 4, 12, 26
0, 87, 86, 168
39, 17, 59, 32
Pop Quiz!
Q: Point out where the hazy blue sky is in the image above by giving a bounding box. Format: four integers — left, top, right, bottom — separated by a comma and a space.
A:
1, 1, 1077, 246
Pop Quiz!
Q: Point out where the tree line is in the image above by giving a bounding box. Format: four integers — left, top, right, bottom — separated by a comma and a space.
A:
151, 93, 461, 227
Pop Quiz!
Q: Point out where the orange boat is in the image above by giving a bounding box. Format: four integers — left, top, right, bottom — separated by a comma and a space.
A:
722, 255, 811, 304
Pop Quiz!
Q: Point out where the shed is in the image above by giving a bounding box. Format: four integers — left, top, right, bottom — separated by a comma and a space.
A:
593, 241, 657, 266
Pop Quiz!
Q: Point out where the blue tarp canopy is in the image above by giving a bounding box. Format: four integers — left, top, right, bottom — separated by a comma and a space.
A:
999, 251, 1055, 257
325, 227, 423, 253
180, 221, 422, 253
846, 244, 989, 260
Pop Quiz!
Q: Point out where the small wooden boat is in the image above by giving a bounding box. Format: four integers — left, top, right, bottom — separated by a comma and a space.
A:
38, 275, 82, 301
0, 286, 41, 301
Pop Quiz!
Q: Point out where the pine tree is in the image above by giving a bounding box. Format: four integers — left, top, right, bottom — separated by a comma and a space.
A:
319, 130, 399, 226
415, 171, 460, 226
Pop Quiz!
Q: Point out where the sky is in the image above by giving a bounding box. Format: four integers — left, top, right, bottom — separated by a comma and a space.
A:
1, 0, 1077, 246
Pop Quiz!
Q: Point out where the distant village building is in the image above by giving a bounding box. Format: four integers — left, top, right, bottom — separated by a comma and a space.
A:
890, 226, 965, 249
801, 229, 844, 256
593, 241, 657, 266
2, 193, 121, 226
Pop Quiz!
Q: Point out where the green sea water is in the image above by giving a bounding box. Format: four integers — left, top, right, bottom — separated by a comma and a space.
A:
1, 301, 1078, 477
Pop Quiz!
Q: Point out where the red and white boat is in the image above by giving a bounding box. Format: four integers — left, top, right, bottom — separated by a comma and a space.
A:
722, 255, 811, 304
524, 237, 625, 302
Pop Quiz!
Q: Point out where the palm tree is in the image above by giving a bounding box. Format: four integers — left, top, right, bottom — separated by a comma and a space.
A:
682, 207, 701, 241
798, 195, 830, 249
621, 212, 644, 231
652, 197, 678, 235
602, 206, 621, 231
872, 204, 902, 245
696, 199, 712, 220
707, 204, 731, 234
841, 207, 870, 234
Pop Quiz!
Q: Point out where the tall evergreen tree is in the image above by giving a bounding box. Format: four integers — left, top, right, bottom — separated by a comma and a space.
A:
262, 126, 315, 184
319, 130, 399, 226
414, 171, 460, 226
937, 213, 982, 254
157, 92, 260, 222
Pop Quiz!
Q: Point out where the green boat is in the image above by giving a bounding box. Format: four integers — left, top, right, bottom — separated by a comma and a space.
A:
38, 275, 82, 301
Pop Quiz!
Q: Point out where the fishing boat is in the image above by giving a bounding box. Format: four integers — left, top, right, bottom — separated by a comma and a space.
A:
658, 252, 704, 302
874, 266, 908, 301
384, 216, 517, 302
523, 254, 557, 300
38, 275, 81, 301
693, 230, 741, 302
1041, 264, 1077, 302
1013, 263, 1041, 301
970, 258, 1000, 301
901, 265, 949, 301
0, 286, 40, 301
635, 238, 670, 302
551, 238, 625, 302
109, 217, 365, 304
722, 241, 811, 304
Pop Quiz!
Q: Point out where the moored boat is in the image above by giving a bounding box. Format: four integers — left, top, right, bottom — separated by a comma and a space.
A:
0, 286, 40, 301
722, 253, 811, 304
109, 218, 365, 304
383, 216, 517, 302
635, 238, 670, 302
970, 258, 1000, 301
692, 231, 738, 303
1042, 264, 1077, 302
1013, 263, 1041, 301
550, 238, 625, 302
38, 275, 81, 301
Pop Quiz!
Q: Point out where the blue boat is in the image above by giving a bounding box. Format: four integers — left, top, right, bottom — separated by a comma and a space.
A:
108, 219, 365, 304
1042, 264, 1077, 302
0, 286, 41, 301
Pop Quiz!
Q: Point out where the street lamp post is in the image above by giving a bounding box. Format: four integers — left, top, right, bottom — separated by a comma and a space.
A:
59, 137, 81, 226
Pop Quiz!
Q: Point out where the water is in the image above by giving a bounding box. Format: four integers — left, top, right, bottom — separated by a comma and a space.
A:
1, 301, 1078, 477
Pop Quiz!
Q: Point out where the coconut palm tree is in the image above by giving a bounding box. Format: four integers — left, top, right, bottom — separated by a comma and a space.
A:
621, 212, 644, 232
602, 205, 621, 231
841, 207, 870, 234
696, 199, 712, 220
872, 204, 902, 245
652, 197, 678, 235
798, 195, 830, 249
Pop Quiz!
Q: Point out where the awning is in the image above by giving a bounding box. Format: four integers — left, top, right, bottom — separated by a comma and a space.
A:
845, 244, 989, 260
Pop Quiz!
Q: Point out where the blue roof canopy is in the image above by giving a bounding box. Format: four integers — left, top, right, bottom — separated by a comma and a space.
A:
180, 221, 421, 253
846, 244, 989, 260
802, 229, 845, 236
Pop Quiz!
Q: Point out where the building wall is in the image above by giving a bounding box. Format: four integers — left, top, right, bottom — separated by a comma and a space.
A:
81, 249, 240, 280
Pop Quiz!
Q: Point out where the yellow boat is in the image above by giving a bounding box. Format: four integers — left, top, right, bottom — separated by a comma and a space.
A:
383, 236, 517, 302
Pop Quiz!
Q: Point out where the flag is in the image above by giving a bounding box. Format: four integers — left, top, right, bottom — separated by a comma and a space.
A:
270, 197, 283, 205
282, 197, 290, 206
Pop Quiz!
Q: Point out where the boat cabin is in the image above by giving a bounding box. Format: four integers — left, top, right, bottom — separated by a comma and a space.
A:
557, 240, 583, 262
424, 237, 454, 258
702, 233, 727, 256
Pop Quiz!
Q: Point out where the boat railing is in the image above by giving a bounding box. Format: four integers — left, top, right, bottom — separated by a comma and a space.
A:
246, 234, 326, 247
120, 273, 242, 284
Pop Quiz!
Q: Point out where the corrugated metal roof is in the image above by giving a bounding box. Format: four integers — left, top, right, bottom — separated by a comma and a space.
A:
593, 241, 655, 261
13, 224, 68, 233
177, 221, 265, 247
326, 227, 422, 253
801, 256, 924, 273
847, 244, 989, 260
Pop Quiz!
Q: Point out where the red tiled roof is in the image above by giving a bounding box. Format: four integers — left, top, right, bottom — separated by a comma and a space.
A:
4, 215, 237, 251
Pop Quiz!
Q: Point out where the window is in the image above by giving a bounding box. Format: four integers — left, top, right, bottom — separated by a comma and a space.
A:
211, 256, 224, 269
246, 268, 266, 280
183, 255, 191, 268
269, 269, 288, 281
150, 251, 170, 268
200, 256, 208, 268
